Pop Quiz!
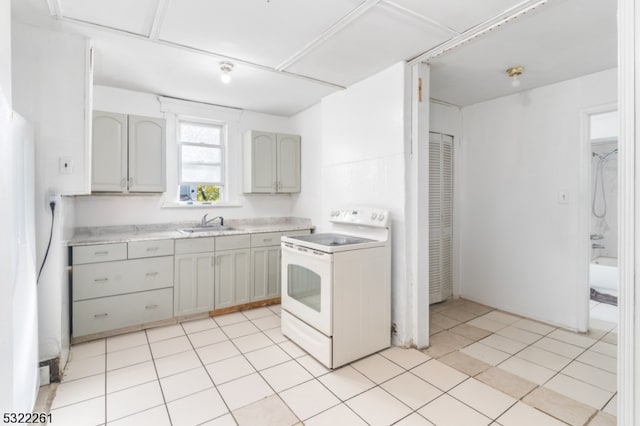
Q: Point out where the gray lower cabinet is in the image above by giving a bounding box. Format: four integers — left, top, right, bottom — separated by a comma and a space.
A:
214, 235, 251, 309
174, 237, 216, 316
174, 254, 215, 316
214, 249, 251, 309
71, 229, 312, 337
72, 239, 174, 338
73, 288, 173, 337
251, 232, 282, 301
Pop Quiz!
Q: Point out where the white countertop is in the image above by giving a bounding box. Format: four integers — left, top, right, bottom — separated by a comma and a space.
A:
69, 217, 313, 246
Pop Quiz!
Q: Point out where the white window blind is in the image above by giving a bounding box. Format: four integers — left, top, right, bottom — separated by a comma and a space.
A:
178, 120, 224, 186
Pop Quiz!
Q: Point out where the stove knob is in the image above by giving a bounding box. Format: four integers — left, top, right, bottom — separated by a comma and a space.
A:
378, 214, 385, 221
371, 213, 378, 220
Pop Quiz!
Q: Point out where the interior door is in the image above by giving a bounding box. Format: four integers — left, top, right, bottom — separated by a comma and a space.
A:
429, 132, 454, 304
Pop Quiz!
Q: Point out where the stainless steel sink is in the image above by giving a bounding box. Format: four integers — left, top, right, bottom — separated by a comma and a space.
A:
178, 226, 236, 234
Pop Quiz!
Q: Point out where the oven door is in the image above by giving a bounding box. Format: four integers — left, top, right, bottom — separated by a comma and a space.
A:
281, 243, 332, 336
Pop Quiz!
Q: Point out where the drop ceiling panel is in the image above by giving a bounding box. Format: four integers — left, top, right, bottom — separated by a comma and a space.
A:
288, 3, 452, 87
429, 0, 617, 106
390, 0, 527, 33
58, 0, 159, 35
158, 0, 362, 68
91, 36, 338, 115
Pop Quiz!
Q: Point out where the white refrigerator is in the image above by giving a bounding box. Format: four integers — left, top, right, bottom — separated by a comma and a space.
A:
0, 91, 39, 412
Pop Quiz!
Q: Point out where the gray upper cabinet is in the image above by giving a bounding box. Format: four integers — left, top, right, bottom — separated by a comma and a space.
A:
92, 112, 127, 192
243, 130, 300, 193
92, 111, 166, 193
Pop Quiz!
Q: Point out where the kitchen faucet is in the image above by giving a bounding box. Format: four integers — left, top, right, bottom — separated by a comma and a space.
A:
200, 214, 224, 227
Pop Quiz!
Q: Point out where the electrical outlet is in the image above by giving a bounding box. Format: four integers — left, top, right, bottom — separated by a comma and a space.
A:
59, 157, 73, 174
39, 365, 50, 386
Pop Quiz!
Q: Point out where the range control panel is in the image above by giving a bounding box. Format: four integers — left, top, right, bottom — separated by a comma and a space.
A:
329, 208, 390, 228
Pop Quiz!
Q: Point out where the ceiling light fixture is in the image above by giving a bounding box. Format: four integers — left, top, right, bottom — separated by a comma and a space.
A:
220, 61, 234, 84
506, 66, 524, 87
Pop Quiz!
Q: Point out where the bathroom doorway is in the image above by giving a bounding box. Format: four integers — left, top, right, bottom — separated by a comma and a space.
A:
588, 109, 618, 326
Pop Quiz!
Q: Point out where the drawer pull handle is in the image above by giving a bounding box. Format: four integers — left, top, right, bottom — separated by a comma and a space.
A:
146, 247, 159, 252
93, 277, 109, 283
145, 304, 158, 310
146, 272, 159, 277
94, 251, 109, 255
263, 238, 273, 242
94, 313, 108, 318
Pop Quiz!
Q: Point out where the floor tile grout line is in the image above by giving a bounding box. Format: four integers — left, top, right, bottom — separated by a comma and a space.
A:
178, 320, 236, 426
142, 328, 173, 426
431, 300, 617, 420
430, 318, 568, 424
219, 325, 312, 423
103, 338, 107, 425
197, 316, 279, 424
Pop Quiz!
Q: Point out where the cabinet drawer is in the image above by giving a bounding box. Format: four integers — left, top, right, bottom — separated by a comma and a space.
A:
175, 237, 215, 255
250, 232, 281, 248
216, 234, 250, 251
128, 239, 174, 259
73, 256, 173, 301
73, 288, 173, 337
73, 243, 127, 265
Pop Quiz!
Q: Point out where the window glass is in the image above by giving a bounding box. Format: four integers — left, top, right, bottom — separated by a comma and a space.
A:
178, 120, 225, 202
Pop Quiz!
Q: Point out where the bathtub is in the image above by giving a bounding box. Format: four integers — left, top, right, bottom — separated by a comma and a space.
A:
590, 256, 618, 297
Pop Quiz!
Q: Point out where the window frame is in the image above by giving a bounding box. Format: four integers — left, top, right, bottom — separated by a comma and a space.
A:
176, 117, 227, 201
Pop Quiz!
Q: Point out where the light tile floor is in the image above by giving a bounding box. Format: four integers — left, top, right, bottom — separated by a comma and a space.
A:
36, 300, 617, 425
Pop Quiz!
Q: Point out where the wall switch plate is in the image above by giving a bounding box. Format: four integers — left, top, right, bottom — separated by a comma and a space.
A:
59, 157, 73, 174
558, 190, 570, 204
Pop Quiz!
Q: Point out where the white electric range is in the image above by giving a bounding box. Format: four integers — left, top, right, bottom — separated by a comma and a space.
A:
280, 207, 391, 369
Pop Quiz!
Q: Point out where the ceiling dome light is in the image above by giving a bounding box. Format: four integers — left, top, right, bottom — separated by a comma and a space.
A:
220, 61, 234, 84
506, 66, 524, 87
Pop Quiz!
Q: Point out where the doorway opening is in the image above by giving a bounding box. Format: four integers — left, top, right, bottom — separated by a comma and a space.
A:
587, 110, 618, 326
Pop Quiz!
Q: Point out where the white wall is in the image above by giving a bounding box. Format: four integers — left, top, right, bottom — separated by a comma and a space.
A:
12, 23, 90, 366
74, 86, 297, 227
458, 68, 617, 330
0, 0, 13, 410
319, 62, 412, 345
289, 103, 323, 229
0, 0, 10, 104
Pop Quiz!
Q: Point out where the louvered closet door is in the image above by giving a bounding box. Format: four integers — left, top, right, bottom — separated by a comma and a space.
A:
429, 132, 453, 304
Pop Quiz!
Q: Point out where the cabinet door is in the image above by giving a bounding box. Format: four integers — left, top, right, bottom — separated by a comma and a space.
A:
92, 111, 127, 192
245, 131, 277, 193
214, 249, 251, 309
174, 254, 215, 316
251, 246, 281, 301
277, 133, 301, 193
128, 115, 166, 192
